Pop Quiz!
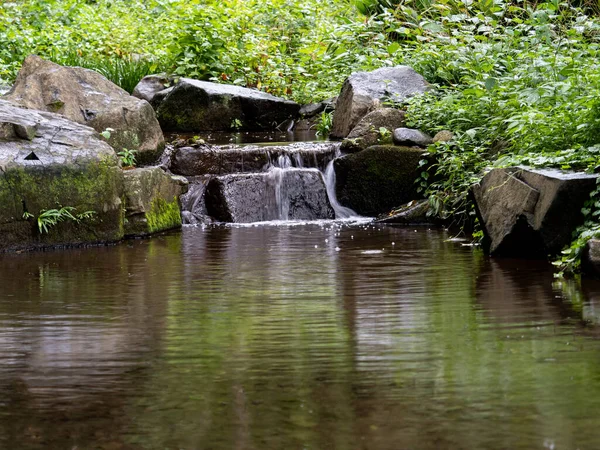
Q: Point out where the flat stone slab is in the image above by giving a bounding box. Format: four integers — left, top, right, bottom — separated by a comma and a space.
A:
169, 142, 340, 176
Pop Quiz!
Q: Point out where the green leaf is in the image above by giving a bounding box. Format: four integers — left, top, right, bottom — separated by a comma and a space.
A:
484, 77, 497, 91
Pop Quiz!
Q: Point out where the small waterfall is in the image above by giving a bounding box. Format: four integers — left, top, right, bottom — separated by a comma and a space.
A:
265, 146, 357, 220
265, 154, 292, 220
184, 141, 357, 223
324, 159, 357, 219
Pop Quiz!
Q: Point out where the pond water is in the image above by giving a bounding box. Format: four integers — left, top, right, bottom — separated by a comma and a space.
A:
1, 223, 600, 449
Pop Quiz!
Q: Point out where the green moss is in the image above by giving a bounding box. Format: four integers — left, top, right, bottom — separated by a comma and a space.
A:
146, 196, 182, 234
0, 160, 124, 249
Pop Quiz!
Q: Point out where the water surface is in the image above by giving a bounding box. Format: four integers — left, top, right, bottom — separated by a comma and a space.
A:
1, 223, 600, 449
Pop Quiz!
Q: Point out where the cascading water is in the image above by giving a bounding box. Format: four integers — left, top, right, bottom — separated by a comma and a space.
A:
324, 157, 357, 219
178, 140, 359, 224
264, 146, 358, 220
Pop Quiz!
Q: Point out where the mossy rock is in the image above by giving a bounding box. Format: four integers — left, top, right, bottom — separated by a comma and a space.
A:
122, 167, 188, 236
333, 145, 424, 216
0, 99, 124, 251
0, 163, 124, 250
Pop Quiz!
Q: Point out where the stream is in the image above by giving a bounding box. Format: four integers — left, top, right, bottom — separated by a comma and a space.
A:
1, 223, 600, 449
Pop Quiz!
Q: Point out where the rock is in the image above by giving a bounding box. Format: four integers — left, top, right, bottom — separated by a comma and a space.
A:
132, 74, 175, 107
433, 130, 454, 143
0, 83, 10, 96
3, 55, 165, 165
299, 102, 326, 118
330, 66, 429, 139
472, 167, 598, 256
582, 239, 600, 277
340, 108, 406, 153
205, 169, 334, 222
180, 176, 213, 225
169, 142, 339, 176
333, 145, 423, 216
122, 167, 188, 236
392, 128, 433, 147
156, 78, 300, 132
322, 97, 337, 111
0, 99, 124, 251
376, 200, 431, 224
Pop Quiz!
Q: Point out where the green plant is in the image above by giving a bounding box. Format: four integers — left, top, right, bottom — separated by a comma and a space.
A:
100, 127, 114, 140
33, 206, 96, 234
117, 148, 137, 168
315, 111, 333, 136
377, 126, 392, 142
230, 118, 243, 130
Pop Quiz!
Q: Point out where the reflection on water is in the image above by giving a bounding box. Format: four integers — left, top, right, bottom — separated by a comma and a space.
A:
1, 224, 600, 449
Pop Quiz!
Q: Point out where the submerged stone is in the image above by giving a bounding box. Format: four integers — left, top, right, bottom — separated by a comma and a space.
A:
3, 55, 164, 165
472, 167, 598, 256
205, 169, 334, 223
156, 78, 300, 132
376, 200, 431, 224
333, 145, 423, 216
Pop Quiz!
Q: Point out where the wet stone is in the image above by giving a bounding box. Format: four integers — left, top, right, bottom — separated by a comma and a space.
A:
205, 169, 334, 223
169, 142, 341, 176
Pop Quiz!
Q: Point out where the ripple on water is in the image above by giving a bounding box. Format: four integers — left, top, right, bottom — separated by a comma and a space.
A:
0, 224, 598, 449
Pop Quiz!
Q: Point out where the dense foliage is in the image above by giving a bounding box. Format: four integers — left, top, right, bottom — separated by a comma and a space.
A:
2, 0, 600, 273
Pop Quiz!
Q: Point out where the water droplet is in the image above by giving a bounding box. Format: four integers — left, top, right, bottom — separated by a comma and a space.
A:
335, 247, 341, 252
314, 245, 318, 248
392, 242, 395, 246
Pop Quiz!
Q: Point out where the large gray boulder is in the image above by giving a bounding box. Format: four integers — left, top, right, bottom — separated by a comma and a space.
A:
2, 55, 165, 165
340, 108, 406, 153
205, 169, 334, 222
472, 167, 598, 256
330, 66, 429, 139
156, 78, 300, 132
334, 145, 423, 216
122, 167, 188, 236
0, 99, 124, 251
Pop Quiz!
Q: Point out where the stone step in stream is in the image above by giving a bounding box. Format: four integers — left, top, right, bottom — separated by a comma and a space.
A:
171, 141, 357, 224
